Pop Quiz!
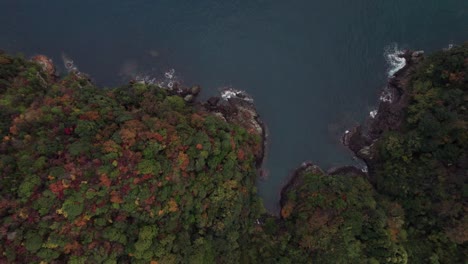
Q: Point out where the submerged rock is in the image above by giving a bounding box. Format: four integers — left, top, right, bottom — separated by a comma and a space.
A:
206, 96, 220, 108
190, 85, 201, 95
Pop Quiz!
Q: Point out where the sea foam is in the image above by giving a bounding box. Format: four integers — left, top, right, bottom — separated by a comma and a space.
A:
134, 68, 180, 91
384, 44, 406, 77
220, 88, 254, 103
61, 52, 79, 73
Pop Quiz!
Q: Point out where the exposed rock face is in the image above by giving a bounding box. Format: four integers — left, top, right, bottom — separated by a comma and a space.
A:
327, 165, 367, 177
345, 50, 423, 181
165, 84, 202, 103
279, 50, 424, 211
31, 55, 56, 78
190, 85, 201, 95
203, 93, 267, 169
224, 97, 266, 166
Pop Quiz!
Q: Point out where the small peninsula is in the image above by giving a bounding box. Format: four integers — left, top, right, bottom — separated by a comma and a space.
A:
0, 43, 466, 263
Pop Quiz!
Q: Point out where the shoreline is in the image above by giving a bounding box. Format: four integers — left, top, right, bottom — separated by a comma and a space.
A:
28, 50, 423, 216
278, 49, 425, 209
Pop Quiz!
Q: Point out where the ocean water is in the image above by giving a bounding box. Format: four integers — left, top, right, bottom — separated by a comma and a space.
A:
1, 0, 466, 211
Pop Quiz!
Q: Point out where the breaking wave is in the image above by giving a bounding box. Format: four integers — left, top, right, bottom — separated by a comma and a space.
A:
384, 43, 406, 77
134, 68, 181, 91
61, 52, 79, 72
220, 88, 254, 103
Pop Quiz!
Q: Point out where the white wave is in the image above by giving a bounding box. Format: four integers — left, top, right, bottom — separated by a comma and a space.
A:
361, 165, 368, 173
384, 44, 406, 77
134, 68, 179, 90
220, 88, 254, 103
61, 52, 79, 73
369, 109, 378, 118
164, 68, 175, 79
443, 43, 454, 51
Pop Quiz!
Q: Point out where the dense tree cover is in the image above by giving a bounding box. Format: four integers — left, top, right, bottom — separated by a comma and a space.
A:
248, 45, 467, 263
0, 43, 466, 263
373, 44, 467, 263
267, 170, 407, 264
0, 53, 264, 263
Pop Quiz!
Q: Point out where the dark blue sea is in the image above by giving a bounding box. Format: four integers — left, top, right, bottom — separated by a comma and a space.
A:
1, 0, 466, 211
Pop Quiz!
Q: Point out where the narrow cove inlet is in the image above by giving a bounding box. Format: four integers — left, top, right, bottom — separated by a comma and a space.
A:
1, 0, 467, 211
0, 1, 467, 263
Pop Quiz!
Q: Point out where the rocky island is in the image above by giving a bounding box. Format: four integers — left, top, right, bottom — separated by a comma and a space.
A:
0, 43, 466, 263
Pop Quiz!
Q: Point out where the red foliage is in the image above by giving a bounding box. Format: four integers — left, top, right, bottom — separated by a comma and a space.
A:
141, 174, 152, 181
121, 184, 131, 195
237, 149, 245, 161
144, 195, 155, 205
110, 191, 123, 204
27, 210, 39, 224
99, 174, 112, 188
341, 194, 347, 201
154, 132, 164, 142
115, 213, 127, 222
64, 241, 81, 254
64, 126, 75, 135
49, 181, 65, 199
196, 144, 203, 150
88, 241, 99, 250
190, 113, 205, 128
118, 165, 129, 174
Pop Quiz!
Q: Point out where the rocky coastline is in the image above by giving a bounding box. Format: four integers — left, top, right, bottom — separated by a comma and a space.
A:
280, 49, 425, 206
27, 50, 424, 214
29, 53, 269, 177
343, 49, 424, 182
202, 92, 267, 174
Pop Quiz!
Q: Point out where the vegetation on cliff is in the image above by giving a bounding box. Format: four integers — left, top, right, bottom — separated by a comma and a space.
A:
0, 43, 466, 263
0, 54, 263, 263
374, 44, 467, 263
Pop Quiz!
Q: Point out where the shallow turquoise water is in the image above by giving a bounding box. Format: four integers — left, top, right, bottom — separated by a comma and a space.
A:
1, 0, 466, 211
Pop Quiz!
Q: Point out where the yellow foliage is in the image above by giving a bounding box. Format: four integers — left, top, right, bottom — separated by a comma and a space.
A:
18, 208, 28, 219
102, 140, 120, 153
168, 199, 179, 212
56, 208, 68, 218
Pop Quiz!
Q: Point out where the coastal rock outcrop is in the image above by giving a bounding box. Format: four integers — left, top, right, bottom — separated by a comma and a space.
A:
203, 90, 267, 169
31, 55, 56, 78
344, 50, 423, 179
279, 49, 425, 211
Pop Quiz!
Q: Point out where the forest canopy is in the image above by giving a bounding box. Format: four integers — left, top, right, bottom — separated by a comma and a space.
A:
0, 43, 466, 263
